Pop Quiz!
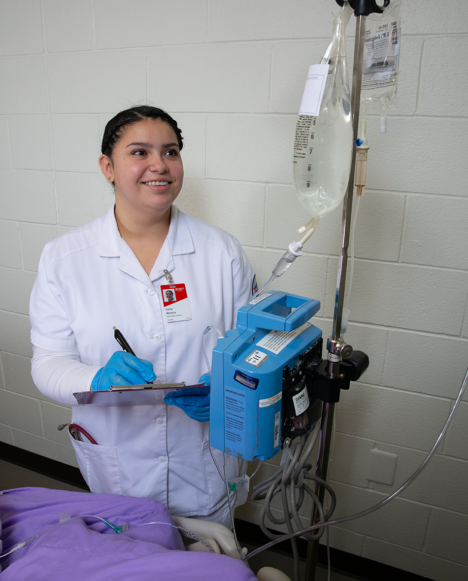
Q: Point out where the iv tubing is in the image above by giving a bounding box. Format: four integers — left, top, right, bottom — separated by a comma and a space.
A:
0, 515, 215, 560
132, 521, 214, 552
244, 364, 468, 562
253, 218, 319, 299
343, 194, 360, 318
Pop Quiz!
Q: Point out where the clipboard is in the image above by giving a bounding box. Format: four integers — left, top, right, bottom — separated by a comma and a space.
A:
73, 383, 206, 407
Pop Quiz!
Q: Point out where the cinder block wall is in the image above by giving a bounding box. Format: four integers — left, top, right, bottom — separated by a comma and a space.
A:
0, 1, 467, 578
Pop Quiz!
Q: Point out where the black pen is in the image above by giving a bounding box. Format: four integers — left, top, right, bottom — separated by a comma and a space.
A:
113, 326, 136, 356
113, 326, 152, 384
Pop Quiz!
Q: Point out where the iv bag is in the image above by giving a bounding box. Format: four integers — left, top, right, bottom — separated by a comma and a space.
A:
361, 0, 402, 107
361, 0, 402, 132
293, 3, 353, 220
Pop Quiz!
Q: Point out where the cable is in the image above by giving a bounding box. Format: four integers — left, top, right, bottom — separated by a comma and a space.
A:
209, 445, 227, 483
249, 459, 263, 480
222, 457, 244, 558
250, 423, 332, 581
244, 365, 468, 562
202, 326, 224, 381
208, 443, 264, 559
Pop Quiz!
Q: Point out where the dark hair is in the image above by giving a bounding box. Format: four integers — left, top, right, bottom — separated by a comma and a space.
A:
101, 105, 183, 158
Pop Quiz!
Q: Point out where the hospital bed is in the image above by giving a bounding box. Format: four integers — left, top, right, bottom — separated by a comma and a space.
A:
0, 487, 291, 581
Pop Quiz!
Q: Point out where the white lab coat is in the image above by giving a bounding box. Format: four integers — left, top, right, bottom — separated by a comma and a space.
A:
30, 205, 254, 519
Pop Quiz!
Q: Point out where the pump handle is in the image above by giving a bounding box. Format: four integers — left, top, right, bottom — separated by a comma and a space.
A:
335, 0, 389, 16
237, 292, 320, 333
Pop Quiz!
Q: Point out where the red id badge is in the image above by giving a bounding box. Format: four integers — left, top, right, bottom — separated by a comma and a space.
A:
160, 284, 192, 322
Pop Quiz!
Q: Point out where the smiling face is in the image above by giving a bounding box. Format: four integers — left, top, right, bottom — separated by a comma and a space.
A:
99, 118, 184, 221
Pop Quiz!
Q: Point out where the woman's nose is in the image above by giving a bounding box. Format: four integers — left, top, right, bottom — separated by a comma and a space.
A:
149, 154, 167, 172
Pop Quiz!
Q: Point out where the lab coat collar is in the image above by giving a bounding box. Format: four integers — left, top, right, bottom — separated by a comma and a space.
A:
149, 206, 195, 282
165, 205, 195, 257
97, 205, 195, 284
98, 206, 121, 258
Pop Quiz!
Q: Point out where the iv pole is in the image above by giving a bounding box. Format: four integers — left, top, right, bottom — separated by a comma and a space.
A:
304, 1, 389, 579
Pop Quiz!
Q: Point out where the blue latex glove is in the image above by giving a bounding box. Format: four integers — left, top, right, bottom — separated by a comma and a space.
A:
92, 351, 157, 391
164, 373, 210, 422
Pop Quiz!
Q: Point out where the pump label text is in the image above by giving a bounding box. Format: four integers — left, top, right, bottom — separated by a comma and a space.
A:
259, 391, 282, 408
224, 387, 246, 457
245, 350, 269, 367
293, 387, 310, 416
274, 412, 280, 449
257, 323, 311, 355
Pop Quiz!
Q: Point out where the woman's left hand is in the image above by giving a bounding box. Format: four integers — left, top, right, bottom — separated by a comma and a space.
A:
164, 373, 210, 422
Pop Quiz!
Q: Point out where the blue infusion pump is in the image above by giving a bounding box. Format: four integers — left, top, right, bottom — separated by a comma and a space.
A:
210, 291, 323, 462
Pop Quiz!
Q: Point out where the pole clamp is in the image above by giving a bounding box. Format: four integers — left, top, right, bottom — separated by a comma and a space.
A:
335, 0, 389, 16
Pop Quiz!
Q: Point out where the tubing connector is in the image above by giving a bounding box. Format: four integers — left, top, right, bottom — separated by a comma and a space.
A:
288, 240, 303, 257
298, 216, 320, 244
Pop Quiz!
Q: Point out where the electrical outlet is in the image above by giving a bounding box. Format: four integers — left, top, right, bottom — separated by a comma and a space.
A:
367, 449, 398, 486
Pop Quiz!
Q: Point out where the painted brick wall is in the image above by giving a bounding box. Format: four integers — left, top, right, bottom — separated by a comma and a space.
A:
0, 1, 467, 578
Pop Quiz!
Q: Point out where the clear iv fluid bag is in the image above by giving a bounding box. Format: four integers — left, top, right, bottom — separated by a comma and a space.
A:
293, 5, 353, 219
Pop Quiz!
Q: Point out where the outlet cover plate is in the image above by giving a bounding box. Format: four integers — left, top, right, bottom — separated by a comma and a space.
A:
368, 449, 398, 486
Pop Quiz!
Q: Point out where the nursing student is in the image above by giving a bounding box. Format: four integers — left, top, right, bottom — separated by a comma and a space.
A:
29, 106, 255, 527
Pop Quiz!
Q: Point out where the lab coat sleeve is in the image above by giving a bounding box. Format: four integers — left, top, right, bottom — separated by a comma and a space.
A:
231, 236, 255, 317
31, 346, 100, 406
30, 244, 78, 352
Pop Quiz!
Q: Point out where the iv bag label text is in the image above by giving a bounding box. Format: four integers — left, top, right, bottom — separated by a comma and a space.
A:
293, 115, 314, 161
299, 64, 329, 116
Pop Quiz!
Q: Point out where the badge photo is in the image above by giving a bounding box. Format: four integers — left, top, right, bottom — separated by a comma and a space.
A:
161, 283, 192, 322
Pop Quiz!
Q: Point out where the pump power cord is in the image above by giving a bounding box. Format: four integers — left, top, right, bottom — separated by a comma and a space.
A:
250, 422, 335, 581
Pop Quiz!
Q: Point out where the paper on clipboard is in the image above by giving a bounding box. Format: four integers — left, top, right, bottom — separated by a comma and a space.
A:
74, 383, 205, 407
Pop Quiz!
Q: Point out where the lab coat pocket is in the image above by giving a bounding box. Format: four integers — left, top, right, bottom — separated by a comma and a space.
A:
70, 436, 123, 495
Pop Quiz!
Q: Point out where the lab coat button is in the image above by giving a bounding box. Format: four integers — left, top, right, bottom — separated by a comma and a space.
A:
159, 456, 166, 463
157, 417, 164, 425
152, 334, 161, 341
147, 289, 155, 296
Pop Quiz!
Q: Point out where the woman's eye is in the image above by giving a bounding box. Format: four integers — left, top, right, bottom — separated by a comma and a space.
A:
132, 149, 147, 156
165, 149, 179, 157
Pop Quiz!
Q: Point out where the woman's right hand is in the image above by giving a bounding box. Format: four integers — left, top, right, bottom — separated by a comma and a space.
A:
91, 351, 157, 391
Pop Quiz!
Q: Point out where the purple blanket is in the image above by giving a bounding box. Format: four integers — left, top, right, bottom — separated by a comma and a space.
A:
0, 488, 256, 581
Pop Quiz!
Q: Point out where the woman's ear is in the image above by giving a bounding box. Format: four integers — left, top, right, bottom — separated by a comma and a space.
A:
99, 154, 114, 183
